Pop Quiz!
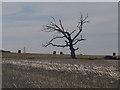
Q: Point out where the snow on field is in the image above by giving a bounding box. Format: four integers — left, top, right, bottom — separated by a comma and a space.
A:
2, 59, 119, 79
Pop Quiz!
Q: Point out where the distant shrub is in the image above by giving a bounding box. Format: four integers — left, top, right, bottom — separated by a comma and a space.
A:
113, 52, 116, 56
60, 52, 64, 55
18, 50, 21, 53
53, 51, 56, 55
117, 58, 120, 60
104, 56, 117, 60
88, 58, 95, 60
0, 50, 11, 53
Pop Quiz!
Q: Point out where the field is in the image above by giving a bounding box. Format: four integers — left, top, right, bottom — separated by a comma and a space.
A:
2, 52, 120, 88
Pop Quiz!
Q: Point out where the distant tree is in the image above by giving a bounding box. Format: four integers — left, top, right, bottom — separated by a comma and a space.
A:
113, 52, 116, 56
18, 50, 21, 53
60, 52, 64, 55
53, 51, 56, 54
42, 14, 89, 59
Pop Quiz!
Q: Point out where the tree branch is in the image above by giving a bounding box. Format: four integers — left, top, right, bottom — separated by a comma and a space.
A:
65, 40, 69, 46
42, 35, 69, 48
73, 38, 86, 45
70, 30, 76, 35
74, 47, 79, 51
83, 13, 88, 22
43, 42, 68, 48
50, 43, 68, 47
72, 25, 82, 41
43, 20, 70, 40
43, 25, 59, 32
72, 14, 88, 41
59, 20, 64, 31
50, 16, 56, 23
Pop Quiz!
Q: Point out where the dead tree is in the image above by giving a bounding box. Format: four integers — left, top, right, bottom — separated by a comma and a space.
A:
42, 14, 89, 59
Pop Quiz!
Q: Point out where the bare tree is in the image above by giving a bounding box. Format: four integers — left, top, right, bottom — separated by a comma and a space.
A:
42, 14, 89, 59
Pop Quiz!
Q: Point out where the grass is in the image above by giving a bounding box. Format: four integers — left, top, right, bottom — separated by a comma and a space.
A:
2, 63, 119, 88
2, 52, 105, 60
2, 52, 119, 88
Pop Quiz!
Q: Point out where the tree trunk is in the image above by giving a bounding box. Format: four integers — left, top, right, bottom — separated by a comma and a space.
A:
70, 46, 77, 59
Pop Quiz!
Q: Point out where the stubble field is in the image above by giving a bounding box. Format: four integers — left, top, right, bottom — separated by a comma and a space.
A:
2, 52, 119, 88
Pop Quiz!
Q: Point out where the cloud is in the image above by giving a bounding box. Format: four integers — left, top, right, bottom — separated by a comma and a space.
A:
2, 2, 22, 15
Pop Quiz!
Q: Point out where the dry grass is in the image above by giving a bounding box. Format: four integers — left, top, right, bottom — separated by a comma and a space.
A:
2, 52, 119, 88
2, 52, 105, 60
2, 57, 119, 88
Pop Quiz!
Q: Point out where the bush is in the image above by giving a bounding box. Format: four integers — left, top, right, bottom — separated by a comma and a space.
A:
60, 52, 64, 55
53, 51, 56, 55
104, 56, 116, 60
88, 58, 95, 60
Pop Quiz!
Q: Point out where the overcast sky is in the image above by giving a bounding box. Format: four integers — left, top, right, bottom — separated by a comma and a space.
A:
2, 2, 118, 55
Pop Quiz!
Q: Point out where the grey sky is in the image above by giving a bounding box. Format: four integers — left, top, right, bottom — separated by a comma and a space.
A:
2, 2, 118, 55
0, 2, 1, 50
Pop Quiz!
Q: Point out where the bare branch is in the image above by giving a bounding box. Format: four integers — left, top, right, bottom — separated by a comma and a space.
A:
59, 20, 64, 31
72, 27, 82, 41
73, 38, 86, 45
42, 43, 48, 47
43, 25, 58, 32
50, 36, 65, 42
65, 40, 70, 46
50, 16, 56, 23
72, 14, 88, 41
83, 13, 88, 21
42, 35, 67, 47
74, 47, 79, 51
83, 21, 89, 24
80, 14, 83, 21
42, 20, 70, 40
70, 30, 76, 35
43, 42, 68, 48
49, 43, 68, 47
43, 24, 62, 33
